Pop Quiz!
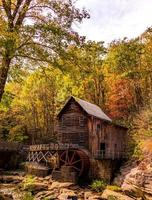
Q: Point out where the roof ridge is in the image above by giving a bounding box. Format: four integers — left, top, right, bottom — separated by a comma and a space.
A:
57, 96, 112, 122
72, 96, 112, 122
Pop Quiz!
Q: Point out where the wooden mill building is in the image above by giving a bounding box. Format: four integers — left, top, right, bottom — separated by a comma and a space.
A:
27, 96, 128, 181
57, 96, 127, 160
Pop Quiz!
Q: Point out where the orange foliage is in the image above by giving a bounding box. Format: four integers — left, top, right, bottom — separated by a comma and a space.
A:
143, 139, 152, 154
106, 79, 134, 120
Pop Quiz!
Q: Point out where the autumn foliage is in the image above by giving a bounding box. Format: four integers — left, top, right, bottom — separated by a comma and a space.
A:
0, 22, 152, 145
106, 78, 134, 120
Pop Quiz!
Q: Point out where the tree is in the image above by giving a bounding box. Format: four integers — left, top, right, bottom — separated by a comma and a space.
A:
10, 68, 60, 143
140, 28, 152, 104
0, 0, 89, 101
57, 41, 107, 108
0, 81, 25, 141
77, 41, 107, 107
105, 38, 144, 121
106, 78, 134, 121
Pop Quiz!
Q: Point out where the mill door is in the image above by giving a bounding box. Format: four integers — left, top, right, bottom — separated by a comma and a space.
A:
100, 143, 106, 158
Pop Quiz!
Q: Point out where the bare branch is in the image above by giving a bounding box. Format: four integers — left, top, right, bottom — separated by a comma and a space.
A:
12, 0, 23, 20
25, 15, 47, 23
15, 34, 35, 51
1, 0, 13, 27
15, 0, 32, 27
15, 54, 51, 63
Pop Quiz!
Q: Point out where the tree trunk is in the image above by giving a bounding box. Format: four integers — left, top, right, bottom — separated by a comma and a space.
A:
0, 56, 11, 101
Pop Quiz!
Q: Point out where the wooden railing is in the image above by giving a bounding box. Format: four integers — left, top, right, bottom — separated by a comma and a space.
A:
93, 150, 126, 160
29, 143, 80, 152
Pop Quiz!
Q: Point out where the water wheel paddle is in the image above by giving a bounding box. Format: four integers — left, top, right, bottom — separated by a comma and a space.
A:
59, 149, 90, 177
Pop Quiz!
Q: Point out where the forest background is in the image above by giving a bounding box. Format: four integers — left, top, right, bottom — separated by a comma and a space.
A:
0, 0, 152, 156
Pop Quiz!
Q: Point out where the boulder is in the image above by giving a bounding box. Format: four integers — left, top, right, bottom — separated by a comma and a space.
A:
116, 157, 152, 199
122, 167, 152, 199
0, 175, 23, 183
113, 159, 138, 186
0, 186, 14, 200
84, 191, 101, 200
0, 193, 13, 200
34, 191, 57, 200
101, 189, 134, 200
58, 189, 77, 200
49, 181, 75, 190
24, 182, 48, 193
12, 191, 24, 200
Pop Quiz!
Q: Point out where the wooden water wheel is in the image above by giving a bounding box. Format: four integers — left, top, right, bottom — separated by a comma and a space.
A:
59, 149, 90, 177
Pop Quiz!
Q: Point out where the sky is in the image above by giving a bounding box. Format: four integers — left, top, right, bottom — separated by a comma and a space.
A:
74, 0, 152, 44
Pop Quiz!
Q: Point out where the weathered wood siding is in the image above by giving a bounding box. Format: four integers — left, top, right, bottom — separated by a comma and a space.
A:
57, 98, 127, 159
57, 99, 89, 149
89, 118, 127, 159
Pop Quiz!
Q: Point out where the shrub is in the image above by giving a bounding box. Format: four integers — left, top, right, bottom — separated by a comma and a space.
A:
131, 104, 152, 158
21, 175, 35, 192
22, 192, 34, 200
90, 179, 107, 192
107, 195, 118, 200
106, 185, 122, 192
132, 142, 144, 159
43, 197, 56, 200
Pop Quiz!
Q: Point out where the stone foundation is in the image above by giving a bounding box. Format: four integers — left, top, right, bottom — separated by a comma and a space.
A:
26, 162, 50, 177
90, 159, 121, 182
52, 166, 78, 183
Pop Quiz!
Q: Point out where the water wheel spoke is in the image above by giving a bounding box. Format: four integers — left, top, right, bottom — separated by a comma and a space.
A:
70, 151, 76, 164
59, 150, 89, 177
71, 159, 82, 165
65, 150, 69, 163
60, 157, 66, 164
67, 152, 71, 164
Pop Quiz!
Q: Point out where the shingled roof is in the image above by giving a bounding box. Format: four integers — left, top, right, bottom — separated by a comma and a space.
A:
58, 96, 112, 122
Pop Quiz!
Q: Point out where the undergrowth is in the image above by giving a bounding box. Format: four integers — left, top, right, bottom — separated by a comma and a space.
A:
90, 179, 107, 192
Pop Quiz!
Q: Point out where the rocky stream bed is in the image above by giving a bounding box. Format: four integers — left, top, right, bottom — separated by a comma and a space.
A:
1, 156, 152, 200
0, 171, 134, 200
